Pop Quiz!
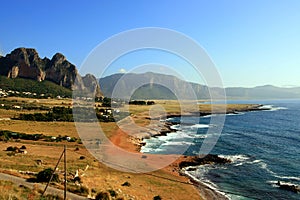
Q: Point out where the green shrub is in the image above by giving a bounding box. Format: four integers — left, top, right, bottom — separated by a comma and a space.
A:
153, 195, 162, 200
95, 191, 111, 200
108, 189, 117, 197
6, 146, 16, 151
36, 168, 59, 183
121, 181, 131, 187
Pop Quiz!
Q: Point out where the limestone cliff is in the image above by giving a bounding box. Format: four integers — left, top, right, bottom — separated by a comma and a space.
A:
0, 48, 102, 97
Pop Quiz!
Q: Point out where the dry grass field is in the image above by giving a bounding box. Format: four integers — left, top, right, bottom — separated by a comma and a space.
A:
0, 97, 261, 199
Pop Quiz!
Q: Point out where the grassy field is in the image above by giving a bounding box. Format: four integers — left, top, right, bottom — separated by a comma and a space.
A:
0, 97, 261, 199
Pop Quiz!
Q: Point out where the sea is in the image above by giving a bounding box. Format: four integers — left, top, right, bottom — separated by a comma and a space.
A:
141, 99, 300, 200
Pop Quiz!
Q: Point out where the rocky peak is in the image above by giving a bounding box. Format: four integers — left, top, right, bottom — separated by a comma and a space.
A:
0, 47, 103, 97
7, 48, 40, 66
51, 53, 66, 64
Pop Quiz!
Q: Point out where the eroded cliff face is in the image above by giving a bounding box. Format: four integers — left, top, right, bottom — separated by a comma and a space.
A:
0, 47, 102, 97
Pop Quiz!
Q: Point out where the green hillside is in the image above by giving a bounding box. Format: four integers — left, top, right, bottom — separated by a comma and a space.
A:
0, 76, 72, 98
131, 84, 177, 100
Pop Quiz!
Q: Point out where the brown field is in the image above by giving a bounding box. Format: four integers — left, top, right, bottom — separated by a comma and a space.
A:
0, 97, 260, 199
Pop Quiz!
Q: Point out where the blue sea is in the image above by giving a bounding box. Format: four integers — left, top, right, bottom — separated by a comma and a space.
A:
141, 100, 300, 200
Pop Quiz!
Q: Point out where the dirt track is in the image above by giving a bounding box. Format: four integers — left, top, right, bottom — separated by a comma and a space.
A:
0, 172, 88, 200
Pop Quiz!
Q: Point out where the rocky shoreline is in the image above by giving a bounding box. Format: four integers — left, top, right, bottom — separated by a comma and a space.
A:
134, 104, 270, 147
134, 104, 271, 199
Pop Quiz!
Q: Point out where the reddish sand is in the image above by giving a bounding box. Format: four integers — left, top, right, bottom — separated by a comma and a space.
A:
109, 127, 228, 200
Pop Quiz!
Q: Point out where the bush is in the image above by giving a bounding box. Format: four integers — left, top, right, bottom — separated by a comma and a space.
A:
36, 168, 59, 183
108, 189, 117, 197
6, 146, 17, 151
79, 156, 85, 160
20, 145, 27, 149
121, 181, 131, 187
147, 101, 155, 105
153, 195, 162, 200
95, 191, 111, 200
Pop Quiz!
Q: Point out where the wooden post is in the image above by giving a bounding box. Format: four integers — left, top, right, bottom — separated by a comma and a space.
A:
64, 145, 67, 200
42, 147, 64, 197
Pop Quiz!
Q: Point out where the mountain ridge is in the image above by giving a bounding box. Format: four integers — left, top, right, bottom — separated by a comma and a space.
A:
99, 72, 300, 100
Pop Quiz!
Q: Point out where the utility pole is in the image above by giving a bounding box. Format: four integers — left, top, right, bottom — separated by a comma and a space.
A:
42, 145, 67, 200
64, 145, 67, 200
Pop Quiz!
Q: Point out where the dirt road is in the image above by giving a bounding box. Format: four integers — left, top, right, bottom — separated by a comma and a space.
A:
0, 172, 88, 200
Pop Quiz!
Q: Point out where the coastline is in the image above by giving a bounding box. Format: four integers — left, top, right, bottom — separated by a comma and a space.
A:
111, 104, 269, 199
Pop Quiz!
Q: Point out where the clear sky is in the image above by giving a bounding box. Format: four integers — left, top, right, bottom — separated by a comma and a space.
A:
1, 0, 300, 87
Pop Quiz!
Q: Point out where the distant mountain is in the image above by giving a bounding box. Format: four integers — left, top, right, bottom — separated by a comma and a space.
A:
0, 48, 102, 97
225, 85, 300, 99
99, 72, 210, 100
99, 72, 300, 100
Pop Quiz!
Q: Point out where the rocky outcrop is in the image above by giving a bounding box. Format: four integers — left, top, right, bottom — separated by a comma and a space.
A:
276, 181, 300, 193
178, 154, 231, 169
82, 74, 103, 97
0, 47, 102, 97
6, 48, 47, 81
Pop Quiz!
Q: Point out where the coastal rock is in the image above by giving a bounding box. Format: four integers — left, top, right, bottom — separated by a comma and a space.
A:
179, 154, 231, 169
276, 181, 300, 193
0, 47, 103, 97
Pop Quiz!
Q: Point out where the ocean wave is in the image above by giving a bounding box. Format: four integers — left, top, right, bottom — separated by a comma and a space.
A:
162, 141, 194, 146
257, 161, 277, 175
226, 112, 245, 116
166, 117, 175, 121
253, 160, 300, 182
191, 124, 210, 129
194, 134, 208, 139
274, 175, 300, 181
170, 124, 181, 130
183, 169, 230, 199
140, 146, 164, 153
260, 105, 288, 111
219, 154, 250, 163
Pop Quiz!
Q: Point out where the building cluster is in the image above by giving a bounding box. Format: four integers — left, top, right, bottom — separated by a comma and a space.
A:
0, 88, 44, 98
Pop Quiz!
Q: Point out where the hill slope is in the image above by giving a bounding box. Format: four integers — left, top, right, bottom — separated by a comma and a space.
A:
0, 75, 72, 97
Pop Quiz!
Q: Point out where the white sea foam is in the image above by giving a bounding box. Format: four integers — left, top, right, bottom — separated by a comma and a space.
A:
256, 162, 277, 175
226, 112, 245, 116
267, 180, 299, 187
252, 159, 262, 163
166, 117, 175, 121
260, 105, 288, 111
194, 134, 207, 139
274, 175, 300, 181
191, 124, 209, 129
170, 124, 181, 130
202, 114, 213, 118
234, 163, 244, 167
162, 141, 193, 146
219, 154, 250, 163
250, 160, 299, 182
183, 169, 230, 199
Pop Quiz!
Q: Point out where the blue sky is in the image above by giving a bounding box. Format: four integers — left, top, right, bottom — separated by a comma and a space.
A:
1, 0, 300, 87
